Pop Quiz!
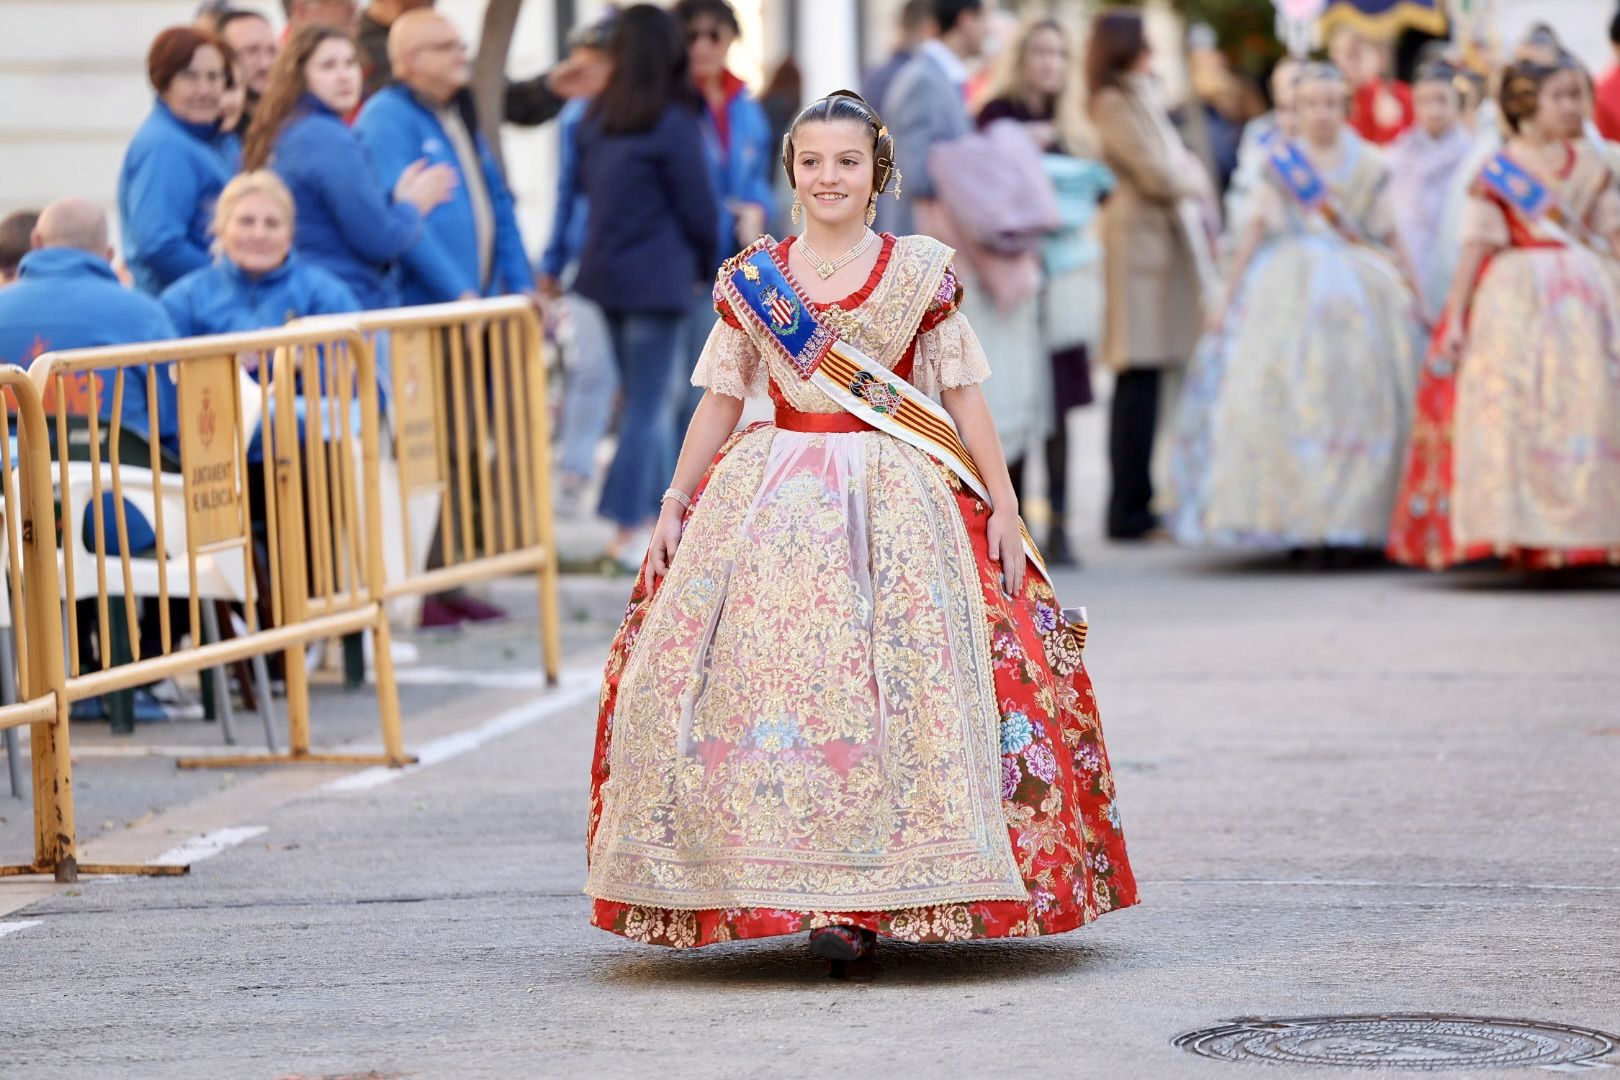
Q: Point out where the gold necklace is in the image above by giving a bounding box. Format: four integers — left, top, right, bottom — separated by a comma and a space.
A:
798, 229, 876, 280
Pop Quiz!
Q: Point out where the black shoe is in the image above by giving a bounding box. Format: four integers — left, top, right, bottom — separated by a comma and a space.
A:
1106, 512, 1160, 541
809, 926, 875, 963
1046, 528, 1079, 568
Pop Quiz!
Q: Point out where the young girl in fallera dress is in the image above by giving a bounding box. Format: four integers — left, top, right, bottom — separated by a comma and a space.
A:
1172, 63, 1425, 555
583, 91, 1137, 969
1388, 59, 1620, 571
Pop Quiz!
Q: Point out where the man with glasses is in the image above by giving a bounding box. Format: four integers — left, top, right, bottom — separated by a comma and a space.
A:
356, 8, 533, 307
357, 0, 435, 98
216, 8, 279, 128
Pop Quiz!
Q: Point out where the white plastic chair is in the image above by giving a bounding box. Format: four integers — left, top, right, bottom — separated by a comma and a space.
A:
57, 460, 276, 749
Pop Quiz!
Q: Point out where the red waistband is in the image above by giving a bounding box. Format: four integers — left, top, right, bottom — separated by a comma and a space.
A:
774, 407, 873, 434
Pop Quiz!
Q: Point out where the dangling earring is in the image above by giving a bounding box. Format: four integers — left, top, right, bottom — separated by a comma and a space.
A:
865, 197, 878, 227
791, 196, 803, 227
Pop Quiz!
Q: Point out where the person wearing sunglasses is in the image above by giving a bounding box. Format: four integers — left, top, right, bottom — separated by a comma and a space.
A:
669, 0, 775, 437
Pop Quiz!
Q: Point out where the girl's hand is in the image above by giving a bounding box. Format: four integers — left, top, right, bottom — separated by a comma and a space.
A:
987, 509, 1026, 598
1438, 317, 1465, 362
646, 506, 685, 586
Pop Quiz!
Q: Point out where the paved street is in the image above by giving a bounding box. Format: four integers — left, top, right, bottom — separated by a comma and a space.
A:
3, 421, 1619, 1079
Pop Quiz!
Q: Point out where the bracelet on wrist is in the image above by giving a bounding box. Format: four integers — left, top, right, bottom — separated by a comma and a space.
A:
661, 487, 692, 512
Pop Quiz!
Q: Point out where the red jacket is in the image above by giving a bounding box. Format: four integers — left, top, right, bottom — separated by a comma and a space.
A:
1349, 79, 1413, 146
1595, 67, 1620, 143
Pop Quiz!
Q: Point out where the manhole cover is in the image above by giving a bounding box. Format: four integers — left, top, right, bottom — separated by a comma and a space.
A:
1175, 1014, 1619, 1071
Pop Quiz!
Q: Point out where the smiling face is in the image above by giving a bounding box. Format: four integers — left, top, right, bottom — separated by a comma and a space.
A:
163, 43, 227, 125
305, 36, 363, 115
791, 119, 876, 229
221, 190, 292, 275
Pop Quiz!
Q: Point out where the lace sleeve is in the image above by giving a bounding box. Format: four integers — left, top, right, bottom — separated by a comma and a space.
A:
691, 319, 767, 399
912, 310, 991, 397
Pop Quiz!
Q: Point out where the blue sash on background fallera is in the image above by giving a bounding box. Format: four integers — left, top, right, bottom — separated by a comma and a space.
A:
1475, 150, 1590, 248
1266, 138, 1327, 210
1265, 138, 1377, 246
716, 235, 1059, 596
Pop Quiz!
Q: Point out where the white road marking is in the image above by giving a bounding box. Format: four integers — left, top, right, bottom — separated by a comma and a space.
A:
322, 668, 600, 794
391, 666, 555, 690
151, 826, 269, 867
0, 920, 41, 939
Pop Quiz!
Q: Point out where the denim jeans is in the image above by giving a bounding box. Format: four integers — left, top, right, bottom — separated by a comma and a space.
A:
597, 310, 682, 528
556, 294, 618, 481
667, 291, 717, 453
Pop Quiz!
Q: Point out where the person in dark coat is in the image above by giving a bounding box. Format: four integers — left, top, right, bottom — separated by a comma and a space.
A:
119, 25, 242, 296
243, 24, 454, 308
573, 4, 718, 570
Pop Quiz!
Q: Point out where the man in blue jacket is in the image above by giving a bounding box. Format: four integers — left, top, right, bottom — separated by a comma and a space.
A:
353, 9, 534, 306
0, 198, 199, 725
0, 198, 177, 443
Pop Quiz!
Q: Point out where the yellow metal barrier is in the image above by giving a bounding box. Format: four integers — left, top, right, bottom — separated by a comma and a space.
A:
0, 365, 184, 881
348, 298, 561, 684
26, 322, 411, 774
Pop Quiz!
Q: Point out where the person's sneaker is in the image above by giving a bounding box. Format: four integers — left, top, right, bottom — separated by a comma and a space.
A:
146, 677, 205, 721
552, 474, 589, 519
132, 687, 185, 724
361, 632, 420, 667
70, 696, 108, 721
418, 596, 468, 631
444, 593, 507, 624
614, 528, 653, 575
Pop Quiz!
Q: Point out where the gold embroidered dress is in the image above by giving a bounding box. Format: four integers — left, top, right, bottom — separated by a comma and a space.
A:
1390, 141, 1620, 568
1174, 135, 1425, 547
584, 234, 1137, 947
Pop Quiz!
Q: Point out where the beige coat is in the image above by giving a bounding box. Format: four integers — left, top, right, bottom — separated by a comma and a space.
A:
1092, 81, 1205, 371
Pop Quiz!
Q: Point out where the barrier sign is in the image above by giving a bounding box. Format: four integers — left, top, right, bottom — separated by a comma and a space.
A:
391, 328, 442, 489
178, 353, 244, 546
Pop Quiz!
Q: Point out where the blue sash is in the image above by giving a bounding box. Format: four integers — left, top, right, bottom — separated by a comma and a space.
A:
1265, 139, 1327, 210
1478, 151, 1551, 220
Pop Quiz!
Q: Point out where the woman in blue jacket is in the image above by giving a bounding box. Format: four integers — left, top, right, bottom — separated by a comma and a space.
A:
162, 170, 360, 463
241, 25, 454, 309
573, 5, 719, 571
160, 170, 360, 338
119, 25, 243, 296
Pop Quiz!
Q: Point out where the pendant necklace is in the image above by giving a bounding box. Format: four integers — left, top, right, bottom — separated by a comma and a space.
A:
798, 228, 877, 280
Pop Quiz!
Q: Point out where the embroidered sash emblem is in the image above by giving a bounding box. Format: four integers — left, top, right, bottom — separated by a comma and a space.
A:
761, 285, 800, 336
849, 370, 902, 415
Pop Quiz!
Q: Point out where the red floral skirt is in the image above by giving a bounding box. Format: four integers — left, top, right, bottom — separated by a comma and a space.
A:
1388, 318, 1620, 571
586, 428, 1138, 948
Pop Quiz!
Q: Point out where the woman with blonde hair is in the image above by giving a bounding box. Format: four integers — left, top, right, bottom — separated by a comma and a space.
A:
159, 169, 359, 338
974, 17, 1113, 565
